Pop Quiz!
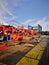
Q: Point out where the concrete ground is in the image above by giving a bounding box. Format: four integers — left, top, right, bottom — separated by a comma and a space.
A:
0, 36, 49, 65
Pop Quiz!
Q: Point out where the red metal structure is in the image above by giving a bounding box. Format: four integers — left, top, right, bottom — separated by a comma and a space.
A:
0, 25, 41, 41
0, 25, 41, 51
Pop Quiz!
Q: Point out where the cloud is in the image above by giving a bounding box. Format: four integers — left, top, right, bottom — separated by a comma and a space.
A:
20, 18, 37, 28
34, 16, 49, 31
0, 0, 18, 25
22, 19, 36, 25
22, 16, 49, 31
0, 0, 49, 31
0, 0, 27, 26
0, 19, 8, 25
0, 0, 13, 16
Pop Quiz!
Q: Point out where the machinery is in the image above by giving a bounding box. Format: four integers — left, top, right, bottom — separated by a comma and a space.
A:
0, 24, 41, 42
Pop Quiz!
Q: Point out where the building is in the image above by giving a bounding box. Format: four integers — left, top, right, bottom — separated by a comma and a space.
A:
28, 24, 42, 33
28, 25, 33, 30
33, 24, 42, 33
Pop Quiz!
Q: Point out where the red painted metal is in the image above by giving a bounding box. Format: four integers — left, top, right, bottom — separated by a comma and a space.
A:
0, 25, 41, 40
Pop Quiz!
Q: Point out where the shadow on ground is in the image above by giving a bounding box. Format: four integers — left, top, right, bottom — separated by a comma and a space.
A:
0, 51, 26, 65
38, 38, 49, 65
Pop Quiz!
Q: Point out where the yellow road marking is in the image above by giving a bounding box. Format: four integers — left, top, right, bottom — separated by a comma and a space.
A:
16, 40, 47, 65
16, 57, 39, 65
25, 42, 47, 59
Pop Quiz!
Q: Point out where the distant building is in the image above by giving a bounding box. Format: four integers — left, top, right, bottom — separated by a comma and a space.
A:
28, 24, 42, 33
33, 24, 42, 32
28, 25, 33, 30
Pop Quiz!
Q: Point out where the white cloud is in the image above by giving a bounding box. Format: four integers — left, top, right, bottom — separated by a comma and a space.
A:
0, 0, 18, 25
20, 19, 37, 28
23, 16, 49, 31
0, 0, 49, 31
22, 19, 36, 25
0, 0, 13, 16
35, 16, 49, 31
0, 0, 27, 26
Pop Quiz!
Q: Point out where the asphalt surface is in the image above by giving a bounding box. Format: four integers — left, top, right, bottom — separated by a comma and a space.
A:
0, 36, 49, 65
38, 38, 49, 65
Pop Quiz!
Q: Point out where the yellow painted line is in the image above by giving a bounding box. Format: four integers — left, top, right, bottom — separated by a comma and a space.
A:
37, 51, 43, 60
16, 40, 47, 65
16, 57, 39, 65
25, 42, 47, 59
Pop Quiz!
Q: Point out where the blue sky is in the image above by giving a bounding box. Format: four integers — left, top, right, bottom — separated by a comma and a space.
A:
0, 0, 49, 31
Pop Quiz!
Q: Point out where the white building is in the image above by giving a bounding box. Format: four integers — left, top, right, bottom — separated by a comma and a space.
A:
28, 24, 42, 33
33, 24, 42, 32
